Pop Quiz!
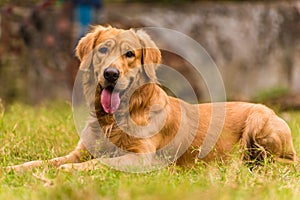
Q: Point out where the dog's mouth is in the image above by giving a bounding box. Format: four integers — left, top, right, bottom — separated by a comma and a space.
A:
100, 86, 120, 114
100, 77, 134, 114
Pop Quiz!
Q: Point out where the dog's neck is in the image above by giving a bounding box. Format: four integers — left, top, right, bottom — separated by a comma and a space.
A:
95, 83, 168, 127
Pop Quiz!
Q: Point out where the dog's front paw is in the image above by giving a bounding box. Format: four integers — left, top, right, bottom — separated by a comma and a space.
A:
4, 165, 19, 173
5, 160, 44, 173
59, 160, 101, 172
58, 163, 76, 172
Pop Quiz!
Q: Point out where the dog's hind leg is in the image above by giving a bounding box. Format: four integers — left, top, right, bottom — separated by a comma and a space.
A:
241, 105, 297, 164
255, 116, 297, 163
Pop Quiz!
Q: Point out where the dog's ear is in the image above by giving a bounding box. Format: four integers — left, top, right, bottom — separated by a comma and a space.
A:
136, 30, 161, 81
76, 25, 107, 70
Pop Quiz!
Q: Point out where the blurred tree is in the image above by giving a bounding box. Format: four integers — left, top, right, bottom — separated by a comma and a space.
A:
0, 0, 104, 104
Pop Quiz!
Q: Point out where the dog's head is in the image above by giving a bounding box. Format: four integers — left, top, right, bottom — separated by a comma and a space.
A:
76, 25, 161, 114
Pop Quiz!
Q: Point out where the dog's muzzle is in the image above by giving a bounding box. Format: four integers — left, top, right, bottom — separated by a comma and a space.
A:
100, 67, 121, 114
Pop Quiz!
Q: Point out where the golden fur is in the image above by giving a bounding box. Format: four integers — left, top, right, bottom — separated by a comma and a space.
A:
7, 25, 297, 172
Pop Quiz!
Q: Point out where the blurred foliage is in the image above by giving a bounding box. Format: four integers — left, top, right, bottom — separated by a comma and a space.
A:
0, 58, 28, 104
0, 0, 40, 7
253, 86, 289, 104
0, 0, 76, 104
0, 98, 4, 118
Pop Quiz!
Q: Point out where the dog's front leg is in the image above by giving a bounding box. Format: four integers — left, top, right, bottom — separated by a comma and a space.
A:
59, 153, 163, 172
58, 159, 100, 171
6, 141, 90, 172
101, 153, 169, 172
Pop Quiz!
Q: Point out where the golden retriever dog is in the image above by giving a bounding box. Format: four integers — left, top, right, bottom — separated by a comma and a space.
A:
7, 25, 297, 172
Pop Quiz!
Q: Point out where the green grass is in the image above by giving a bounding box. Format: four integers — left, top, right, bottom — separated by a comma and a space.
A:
0, 101, 300, 200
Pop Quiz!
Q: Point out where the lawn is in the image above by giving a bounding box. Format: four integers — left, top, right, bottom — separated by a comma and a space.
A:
0, 101, 300, 200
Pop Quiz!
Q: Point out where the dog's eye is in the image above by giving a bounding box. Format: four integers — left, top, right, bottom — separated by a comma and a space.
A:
99, 47, 108, 54
125, 51, 135, 58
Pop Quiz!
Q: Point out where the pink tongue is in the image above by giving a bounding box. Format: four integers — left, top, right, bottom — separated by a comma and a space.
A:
101, 89, 120, 114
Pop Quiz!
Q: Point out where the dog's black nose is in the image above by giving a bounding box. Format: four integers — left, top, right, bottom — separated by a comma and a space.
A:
103, 67, 120, 82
